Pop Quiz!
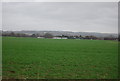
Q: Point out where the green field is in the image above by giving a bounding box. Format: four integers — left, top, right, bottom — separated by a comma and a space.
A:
0, 37, 2, 80
2, 37, 118, 79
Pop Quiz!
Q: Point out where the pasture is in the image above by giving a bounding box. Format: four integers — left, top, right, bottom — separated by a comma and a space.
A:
2, 37, 118, 79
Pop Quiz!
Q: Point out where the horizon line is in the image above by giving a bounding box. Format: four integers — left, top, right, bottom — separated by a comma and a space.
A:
1, 30, 118, 34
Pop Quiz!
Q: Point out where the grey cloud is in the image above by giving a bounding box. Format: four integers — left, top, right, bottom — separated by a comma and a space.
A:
0, 2, 2, 30
2, 2, 118, 33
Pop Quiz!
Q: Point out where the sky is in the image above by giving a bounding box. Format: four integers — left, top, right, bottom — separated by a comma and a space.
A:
2, 2, 118, 33
0, 2, 2, 30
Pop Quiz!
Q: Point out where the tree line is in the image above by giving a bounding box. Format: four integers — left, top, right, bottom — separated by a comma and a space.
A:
2, 31, 119, 41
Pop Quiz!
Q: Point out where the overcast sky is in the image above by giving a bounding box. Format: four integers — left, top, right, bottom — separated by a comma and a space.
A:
2, 2, 118, 33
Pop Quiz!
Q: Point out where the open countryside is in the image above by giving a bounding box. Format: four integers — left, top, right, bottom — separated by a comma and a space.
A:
2, 37, 118, 79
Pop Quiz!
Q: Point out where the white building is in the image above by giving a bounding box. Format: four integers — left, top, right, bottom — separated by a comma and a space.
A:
53, 37, 67, 39
61, 37, 67, 39
37, 37, 44, 38
53, 37, 62, 39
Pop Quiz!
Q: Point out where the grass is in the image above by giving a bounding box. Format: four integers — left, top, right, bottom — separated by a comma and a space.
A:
0, 36, 2, 80
2, 37, 118, 79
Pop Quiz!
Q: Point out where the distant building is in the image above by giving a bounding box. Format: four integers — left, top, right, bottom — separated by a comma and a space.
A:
53, 37, 62, 39
53, 37, 67, 39
61, 37, 67, 39
37, 37, 44, 38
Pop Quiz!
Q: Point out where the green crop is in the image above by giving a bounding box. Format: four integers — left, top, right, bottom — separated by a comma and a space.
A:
2, 37, 118, 79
